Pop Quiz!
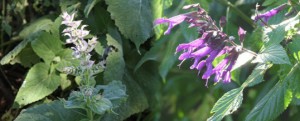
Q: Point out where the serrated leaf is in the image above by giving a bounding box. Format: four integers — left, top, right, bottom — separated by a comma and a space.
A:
14, 100, 85, 121
245, 79, 292, 121
103, 32, 125, 82
14, 63, 60, 107
252, 44, 290, 64
208, 88, 244, 121
84, 0, 101, 17
242, 63, 272, 87
105, 0, 153, 51
264, 14, 300, 46
31, 31, 63, 64
245, 63, 298, 121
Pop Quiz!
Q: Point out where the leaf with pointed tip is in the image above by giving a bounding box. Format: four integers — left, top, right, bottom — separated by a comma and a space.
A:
245, 63, 298, 121
14, 63, 60, 107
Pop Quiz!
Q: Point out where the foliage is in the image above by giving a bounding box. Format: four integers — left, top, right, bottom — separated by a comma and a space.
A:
1, 0, 300, 121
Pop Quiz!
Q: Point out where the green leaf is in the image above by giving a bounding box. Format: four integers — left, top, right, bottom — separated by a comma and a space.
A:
96, 81, 127, 108
101, 71, 148, 121
89, 98, 112, 115
245, 82, 292, 121
14, 63, 60, 107
1, 39, 30, 65
19, 16, 53, 38
252, 44, 290, 64
262, 0, 276, 6
242, 63, 272, 87
152, 0, 164, 38
84, 0, 101, 17
103, 33, 125, 82
208, 88, 244, 121
31, 31, 63, 64
14, 100, 85, 121
105, 0, 153, 51
134, 38, 167, 72
263, 14, 300, 46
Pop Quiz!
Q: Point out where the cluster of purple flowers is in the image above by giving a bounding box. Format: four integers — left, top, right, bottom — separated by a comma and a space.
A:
155, 4, 246, 85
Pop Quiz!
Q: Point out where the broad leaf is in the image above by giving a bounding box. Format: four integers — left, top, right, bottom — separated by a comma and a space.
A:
14, 63, 60, 107
101, 71, 148, 121
252, 44, 290, 64
208, 88, 244, 121
245, 65, 297, 121
96, 81, 127, 108
14, 100, 85, 121
104, 32, 125, 82
19, 17, 53, 38
31, 31, 63, 64
105, 0, 153, 51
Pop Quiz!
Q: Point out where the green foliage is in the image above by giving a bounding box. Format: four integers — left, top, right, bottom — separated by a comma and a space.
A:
2, 0, 300, 121
208, 88, 244, 121
14, 63, 60, 107
14, 100, 86, 121
105, 0, 153, 51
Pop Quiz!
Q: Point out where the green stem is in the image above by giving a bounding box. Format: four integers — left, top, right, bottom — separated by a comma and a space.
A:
86, 98, 94, 121
219, 0, 256, 28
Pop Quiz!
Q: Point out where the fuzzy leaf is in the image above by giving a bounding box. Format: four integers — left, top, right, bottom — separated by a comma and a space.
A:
14, 100, 85, 121
105, 0, 153, 51
242, 63, 272, 87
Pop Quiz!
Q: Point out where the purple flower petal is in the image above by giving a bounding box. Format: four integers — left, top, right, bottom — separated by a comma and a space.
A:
154, 14, 188, 35
238, 27, 246, 43
254, 4, 287, 23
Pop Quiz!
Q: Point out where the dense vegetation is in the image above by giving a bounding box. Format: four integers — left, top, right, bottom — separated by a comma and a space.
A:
1, 0, 300, 121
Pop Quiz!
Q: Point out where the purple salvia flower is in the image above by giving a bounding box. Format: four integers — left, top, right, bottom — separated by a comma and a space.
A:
254, 4, 287, 23
238, 27, 246, 43
154, 14, 189, 35
155, 4, 245, 85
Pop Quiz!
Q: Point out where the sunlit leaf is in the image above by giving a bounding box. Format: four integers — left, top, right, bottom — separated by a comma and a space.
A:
252, 44, 290, 64
14, 63, 60, 107
31, 31, 63, 64
208, 88, 243, 121
242, 63, 272, 87
245, 63, 298, 121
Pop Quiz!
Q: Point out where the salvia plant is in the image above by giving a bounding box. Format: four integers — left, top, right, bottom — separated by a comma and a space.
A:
1, 0, 300, 121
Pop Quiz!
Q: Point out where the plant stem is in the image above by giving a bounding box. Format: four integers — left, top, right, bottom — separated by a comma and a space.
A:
86, 98, 94, 121
219, 0, 256, 28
